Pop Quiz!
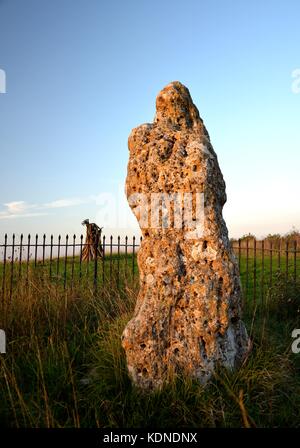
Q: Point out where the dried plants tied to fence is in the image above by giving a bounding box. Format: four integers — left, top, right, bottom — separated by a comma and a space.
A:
81, 219, 103, 261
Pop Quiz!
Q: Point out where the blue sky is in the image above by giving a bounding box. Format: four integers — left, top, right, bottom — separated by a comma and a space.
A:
0, 0, 299, 240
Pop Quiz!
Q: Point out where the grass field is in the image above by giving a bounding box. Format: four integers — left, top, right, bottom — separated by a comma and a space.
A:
1, 247, 299, 299
0, 254, 300, 428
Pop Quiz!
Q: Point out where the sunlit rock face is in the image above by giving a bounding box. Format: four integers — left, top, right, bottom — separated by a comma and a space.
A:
122, 81, 249, 390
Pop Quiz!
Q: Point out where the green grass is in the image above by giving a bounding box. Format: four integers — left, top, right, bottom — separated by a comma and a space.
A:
0, 253, 139, 296
1, 249, 299, 300
0, 256, 300, 428
238, 250, 300, 304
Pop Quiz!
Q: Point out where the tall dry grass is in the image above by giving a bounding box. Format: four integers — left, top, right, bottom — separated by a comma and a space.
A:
0, 268, 300, 427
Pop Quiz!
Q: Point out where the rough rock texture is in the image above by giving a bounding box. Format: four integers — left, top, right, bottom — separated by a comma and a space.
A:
122, 81, 249, 389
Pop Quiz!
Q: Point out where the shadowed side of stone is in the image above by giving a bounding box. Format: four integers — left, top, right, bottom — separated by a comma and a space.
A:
122, 81, 249, 390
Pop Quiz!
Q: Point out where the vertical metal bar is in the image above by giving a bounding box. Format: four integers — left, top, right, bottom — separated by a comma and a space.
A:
139, 235, 142, 276
238, 238, 241, 273
102, 235, 106, 285
110, 235, 113, 285
64, 235, 68, 289
285, 241, 289, 294
261, 240, 265, 304
34, 234, 38, 267
86, 254, 89, 277
125, 235, 128, 277
19, 233, 23, 279
49, 234, 53, 278
71, 234, 76, 288
86, 234, 90, 277
132, 236, 136, 279
10, 234, 15, 299
270, 241, 273, 288
2, 233, 7, 298
94, 232, 98, 292
246, 239, 249, 300
117, 235, 120, 288
294, 240, 297, 291
42, 234, 46, 266
253, 238, 257, 304
79, 235, 83, 279
57, 235, 61, 276
26, 234, 31, 283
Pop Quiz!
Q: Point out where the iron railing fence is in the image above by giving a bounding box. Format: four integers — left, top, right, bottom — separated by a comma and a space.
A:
234, 238, 299, 304
0, 234, 299, 302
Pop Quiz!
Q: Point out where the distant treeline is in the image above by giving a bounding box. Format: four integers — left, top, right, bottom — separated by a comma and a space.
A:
230, 229, 300, 249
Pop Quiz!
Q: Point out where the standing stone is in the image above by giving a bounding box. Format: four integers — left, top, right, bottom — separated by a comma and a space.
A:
122, 81, 249, 389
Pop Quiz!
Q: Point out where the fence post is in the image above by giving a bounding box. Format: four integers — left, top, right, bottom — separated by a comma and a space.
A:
125, 235, 128, 277
270, 241, 273, 288
2, 233, 7, 301
238, 238, 241, 273
117, 236, 120, 288
294, 240, 297, 292
285, 241, 289, 294
26, 234, 31, 283
102, 235, 106, 285
110, 235, 113, 286
278, 239, 281, 273
49, 235, 53, 278
34, 234, 38, 267
19, 233, 23, 279
71, 234, 76, 288
94, 231, 99, 292
63, 235, 69, 289
57, 235, 61, 277
42, 234, 46, 265
261, 239, 265, 304
132, 236, 136, 279
10, 234, 15, 299
253, 238, 256, 304
79, 234, 83, 279
246, 239, 249, 300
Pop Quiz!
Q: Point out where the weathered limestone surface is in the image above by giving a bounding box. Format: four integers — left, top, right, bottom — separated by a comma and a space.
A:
122, 81, 249, 389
